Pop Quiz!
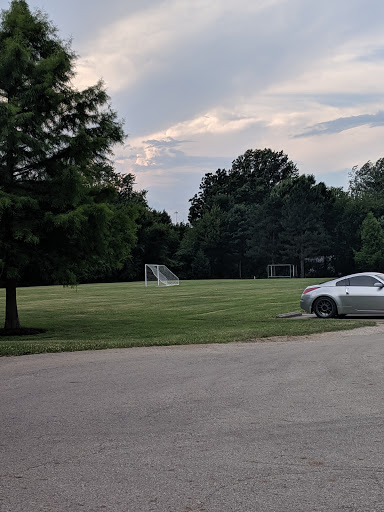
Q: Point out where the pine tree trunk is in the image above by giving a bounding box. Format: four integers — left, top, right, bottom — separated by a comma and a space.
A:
5, 280, 21, 330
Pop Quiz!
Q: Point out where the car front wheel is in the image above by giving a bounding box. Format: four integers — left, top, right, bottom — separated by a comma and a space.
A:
313, 297, 337, 318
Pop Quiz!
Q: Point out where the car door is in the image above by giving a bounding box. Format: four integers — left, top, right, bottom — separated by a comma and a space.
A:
334, 277, 351, 312
345, 275, 384, 313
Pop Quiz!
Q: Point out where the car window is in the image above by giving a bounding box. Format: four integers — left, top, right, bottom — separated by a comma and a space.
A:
349, 276, 381, 287
336, 278, 350, 286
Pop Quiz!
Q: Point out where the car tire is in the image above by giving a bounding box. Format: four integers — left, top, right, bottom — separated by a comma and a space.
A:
313, 297, 337, 318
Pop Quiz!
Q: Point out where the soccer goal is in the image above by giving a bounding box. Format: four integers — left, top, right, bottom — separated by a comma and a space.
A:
145, 264, 180, 287
267, 264, 297, 278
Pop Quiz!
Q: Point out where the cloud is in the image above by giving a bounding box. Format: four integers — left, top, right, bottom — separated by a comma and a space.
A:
113, 104, 265, 177
356, 47, 384, 62
75, 0, 285, 93
288, 93, 384, 109
295, 111, 384, 138
162, 111, 262, 139
115, 136, 231, 172
29, 0, 384, 216
74, 0, 384, 134
142, 138, 189, 148
113, 137, 233, 221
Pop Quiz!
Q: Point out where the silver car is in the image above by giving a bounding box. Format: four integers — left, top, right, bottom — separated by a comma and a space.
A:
300, 272, 384, 318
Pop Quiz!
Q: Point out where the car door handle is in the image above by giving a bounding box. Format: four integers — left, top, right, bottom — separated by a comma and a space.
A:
346, 287, 349, 295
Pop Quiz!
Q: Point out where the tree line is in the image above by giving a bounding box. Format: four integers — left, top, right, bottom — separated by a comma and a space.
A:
11, 145, 383, 287
1, 1, 384, 330
175, 150, 384, 280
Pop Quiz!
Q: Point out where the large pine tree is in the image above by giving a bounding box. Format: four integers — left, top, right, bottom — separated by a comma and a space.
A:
0, 1, 132, 330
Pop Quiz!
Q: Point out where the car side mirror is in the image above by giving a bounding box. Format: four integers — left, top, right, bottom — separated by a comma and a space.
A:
374, 282, 384, 288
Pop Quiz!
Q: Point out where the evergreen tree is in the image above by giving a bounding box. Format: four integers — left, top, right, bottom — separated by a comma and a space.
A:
246, 195, 283, 277
177, 205, 227, 278
331, 188, 364, 275
276, 175, 334, 277
0, 1, 133, 330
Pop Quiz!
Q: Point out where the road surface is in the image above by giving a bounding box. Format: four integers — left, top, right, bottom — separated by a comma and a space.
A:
1, 324, 384, 511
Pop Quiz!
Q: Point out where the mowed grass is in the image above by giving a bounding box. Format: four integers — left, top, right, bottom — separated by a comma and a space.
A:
0, 279, 374, 356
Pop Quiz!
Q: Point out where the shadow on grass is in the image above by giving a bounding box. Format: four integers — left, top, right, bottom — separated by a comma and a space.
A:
0, 328, 47, 337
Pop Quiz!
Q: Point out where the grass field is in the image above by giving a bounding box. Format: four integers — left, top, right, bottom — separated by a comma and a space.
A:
0, 279, 374, 356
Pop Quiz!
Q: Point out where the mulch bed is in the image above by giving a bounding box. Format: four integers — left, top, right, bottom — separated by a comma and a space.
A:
0, 328, 47, 337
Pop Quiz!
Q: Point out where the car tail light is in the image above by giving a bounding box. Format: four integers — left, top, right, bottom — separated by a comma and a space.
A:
302, 286, 320, 295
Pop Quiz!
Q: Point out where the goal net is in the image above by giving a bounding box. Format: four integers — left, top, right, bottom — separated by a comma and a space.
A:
145, 264, 180, 287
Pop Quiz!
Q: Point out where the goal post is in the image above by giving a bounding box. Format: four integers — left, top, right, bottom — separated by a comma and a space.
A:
267, 264, 297, 278
145, 264, 179, 287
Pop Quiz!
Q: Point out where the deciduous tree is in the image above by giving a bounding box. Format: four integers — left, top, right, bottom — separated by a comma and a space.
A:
189, 149, 298, 223
349, 158, 384, 201
354, 212, 384, 271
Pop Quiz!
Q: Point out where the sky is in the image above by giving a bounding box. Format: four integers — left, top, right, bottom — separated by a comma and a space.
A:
20, 0, 384, 222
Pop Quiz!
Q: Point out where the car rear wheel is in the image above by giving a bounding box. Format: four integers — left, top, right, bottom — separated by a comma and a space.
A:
313, 297, 337, 318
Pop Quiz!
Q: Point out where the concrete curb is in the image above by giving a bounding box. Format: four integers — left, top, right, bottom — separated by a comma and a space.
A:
276, 311, 303, 318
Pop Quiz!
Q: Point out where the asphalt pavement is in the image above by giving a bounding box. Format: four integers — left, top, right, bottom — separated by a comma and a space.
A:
2, 324, 384, 512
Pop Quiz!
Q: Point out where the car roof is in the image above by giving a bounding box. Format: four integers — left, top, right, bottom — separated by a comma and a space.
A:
323, 272, 384, 285
339, 272, 384, 279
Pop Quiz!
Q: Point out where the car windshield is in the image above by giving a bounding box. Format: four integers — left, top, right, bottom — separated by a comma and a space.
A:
375, 273, 384, 281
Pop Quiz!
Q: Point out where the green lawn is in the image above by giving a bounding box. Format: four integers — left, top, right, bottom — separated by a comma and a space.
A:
0, 279, 374, 356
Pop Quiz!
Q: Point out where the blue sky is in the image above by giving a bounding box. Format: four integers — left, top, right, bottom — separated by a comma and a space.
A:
23, 0, 384, 222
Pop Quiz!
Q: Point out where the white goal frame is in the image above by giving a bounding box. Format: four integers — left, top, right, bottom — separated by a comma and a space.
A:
267, 264, 297, 278
145, 264, 179, 287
